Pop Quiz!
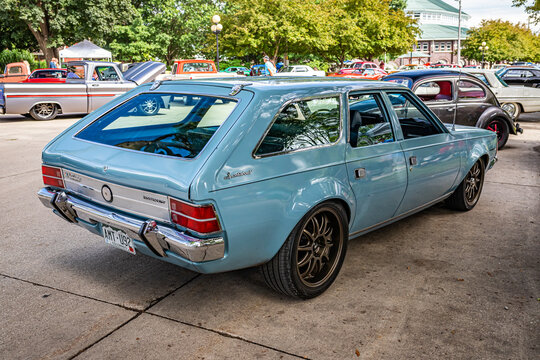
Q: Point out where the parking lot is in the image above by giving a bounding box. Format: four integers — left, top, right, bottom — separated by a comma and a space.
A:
0, 113, 538, 359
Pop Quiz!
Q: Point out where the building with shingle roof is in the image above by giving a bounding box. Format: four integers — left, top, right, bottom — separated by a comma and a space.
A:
401, 0, 471, 66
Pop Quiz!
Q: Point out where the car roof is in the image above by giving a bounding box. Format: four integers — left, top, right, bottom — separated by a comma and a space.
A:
384, 69, 477, 81
156, 77, 406, 93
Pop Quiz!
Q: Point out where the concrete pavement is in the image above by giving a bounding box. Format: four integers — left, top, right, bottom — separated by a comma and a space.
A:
0, 113, 538, 359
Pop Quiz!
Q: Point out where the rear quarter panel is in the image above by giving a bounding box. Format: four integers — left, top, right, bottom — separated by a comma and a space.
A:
190, 90, 355, 272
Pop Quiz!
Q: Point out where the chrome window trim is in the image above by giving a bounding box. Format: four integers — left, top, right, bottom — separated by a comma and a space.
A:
345, 90, 397, 148
73, 91, 241, 162
252, 93, 344, 159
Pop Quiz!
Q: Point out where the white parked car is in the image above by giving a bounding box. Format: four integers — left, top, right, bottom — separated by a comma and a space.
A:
275, 65, 326, 77
464, 68, 540, 118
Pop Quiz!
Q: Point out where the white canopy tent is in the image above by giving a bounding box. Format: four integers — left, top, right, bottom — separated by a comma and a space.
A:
59, 40, 112, 64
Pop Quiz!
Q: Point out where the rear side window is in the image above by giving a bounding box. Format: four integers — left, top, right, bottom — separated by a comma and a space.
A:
414, 80, 453, 102
255, 97, 340, 156
458, 80, 486, 99
76, 93, 237, 159
348, 93, 394, 147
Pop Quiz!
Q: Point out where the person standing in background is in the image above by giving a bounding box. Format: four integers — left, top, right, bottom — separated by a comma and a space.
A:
49, 58, 59, 68
263, 55, 276, 76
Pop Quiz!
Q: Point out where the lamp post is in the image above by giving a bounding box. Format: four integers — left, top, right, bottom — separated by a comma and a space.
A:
478, 41, 489, 69
211, 15, 223, 72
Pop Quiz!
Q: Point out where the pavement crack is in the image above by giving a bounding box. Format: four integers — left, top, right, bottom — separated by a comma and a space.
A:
0, 273, 139, 312
146, 312, 310, 359
0, 169, 40, 180
485, 180, 540, 188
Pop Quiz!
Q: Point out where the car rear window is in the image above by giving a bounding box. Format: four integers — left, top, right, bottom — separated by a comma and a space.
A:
76, 93, 237, 159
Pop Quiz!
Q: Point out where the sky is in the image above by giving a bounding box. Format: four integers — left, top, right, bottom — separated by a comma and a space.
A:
445, 0, 539, 31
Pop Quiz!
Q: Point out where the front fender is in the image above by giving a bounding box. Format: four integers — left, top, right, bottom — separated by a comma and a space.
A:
476, 107, 517, 135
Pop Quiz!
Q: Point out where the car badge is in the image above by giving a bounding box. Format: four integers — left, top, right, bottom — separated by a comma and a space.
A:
101, 185, 113, 202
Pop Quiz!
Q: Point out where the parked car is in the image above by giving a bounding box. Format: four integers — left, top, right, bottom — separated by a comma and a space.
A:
329, 68, 387, 80
463, 68, 540, 118
22, 68, 67, 83
221, 66, 250, 75
430, 64, 461, 69
0, 62, 31, 83
498, 66, 540, 88
38, 78, 497, 299
250, 64, 268, 76
158, 60, 242, 81
337, 61, 379, 75
0, 61, 165, 120
383, 69, 522, 148
387, 64, 427, 74
275, 65, 326, 77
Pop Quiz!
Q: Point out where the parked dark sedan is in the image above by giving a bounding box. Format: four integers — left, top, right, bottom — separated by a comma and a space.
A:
498, 66, 540, 88
383, 70, 522, 148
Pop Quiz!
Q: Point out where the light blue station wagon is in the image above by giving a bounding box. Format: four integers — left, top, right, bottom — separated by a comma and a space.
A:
38, 78, 497, 298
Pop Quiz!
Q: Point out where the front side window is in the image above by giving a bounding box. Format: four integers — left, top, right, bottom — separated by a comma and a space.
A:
458, 80, 486, 99
348, 94, 394, 148
386, 92, 442, 139
255, 97, 340, 156
76, 93, 237, 159
414, 80, 453, 102
93, 66, 120, 81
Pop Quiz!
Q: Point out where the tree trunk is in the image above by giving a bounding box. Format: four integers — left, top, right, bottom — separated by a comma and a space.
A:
25, 2, 55, 65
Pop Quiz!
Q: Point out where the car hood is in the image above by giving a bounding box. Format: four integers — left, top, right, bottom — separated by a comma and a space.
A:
123, 61, 166, 85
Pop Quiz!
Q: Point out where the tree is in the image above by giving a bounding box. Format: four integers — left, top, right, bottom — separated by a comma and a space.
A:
109, 0, 220, 65
0, 13, 37, 50
220, 0, 329, 63
316, 0, 419, 67
462, 20, 540, 63
512, 0, 540, 24
0, 0, 136, 63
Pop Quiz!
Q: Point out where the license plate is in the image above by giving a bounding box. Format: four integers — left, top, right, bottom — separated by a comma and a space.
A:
102, 226, 136, 255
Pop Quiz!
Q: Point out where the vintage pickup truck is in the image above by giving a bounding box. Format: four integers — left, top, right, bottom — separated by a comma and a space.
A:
0, 62, 32, 83
0, 60, 165, 120
157, 60, 242, 80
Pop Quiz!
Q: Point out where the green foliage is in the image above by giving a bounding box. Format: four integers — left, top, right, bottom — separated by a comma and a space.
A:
0, 0, 136, 62
462, 20, 540, 63
221, 0, 418, 68
512, 0, 540, 24
390, 0, 407, 10
109, 0, 220, 64
0, 49, 45, 71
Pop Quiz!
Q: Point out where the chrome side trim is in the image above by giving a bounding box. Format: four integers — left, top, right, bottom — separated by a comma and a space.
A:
349, 193, 452, 238
37, 188, 224, 263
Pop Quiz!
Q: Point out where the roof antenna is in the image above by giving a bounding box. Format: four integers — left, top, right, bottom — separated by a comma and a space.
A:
452, 68, 462, 132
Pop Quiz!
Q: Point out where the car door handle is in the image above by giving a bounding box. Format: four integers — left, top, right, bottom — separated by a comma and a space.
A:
447, 107, 455, 111
354, 168, 366, 179
409, 156, 417, 166
91, 84, 99, 87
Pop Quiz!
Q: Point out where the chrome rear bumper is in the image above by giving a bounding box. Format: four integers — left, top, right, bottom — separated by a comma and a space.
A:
37, 187, 224, 263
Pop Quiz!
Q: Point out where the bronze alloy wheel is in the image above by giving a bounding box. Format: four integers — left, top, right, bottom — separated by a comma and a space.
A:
463, 161, 484, 207
296, 208, 344, 288
261, 202, 348, 299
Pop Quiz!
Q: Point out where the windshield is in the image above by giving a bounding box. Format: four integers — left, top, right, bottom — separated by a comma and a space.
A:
76, 93, 237, 159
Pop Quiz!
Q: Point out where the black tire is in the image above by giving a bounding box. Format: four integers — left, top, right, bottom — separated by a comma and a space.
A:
137, 97, 160, 115
485, 118, 509, 149
261, 202, 348, 299
29, 103, 58, 121
446, 158, 485, 211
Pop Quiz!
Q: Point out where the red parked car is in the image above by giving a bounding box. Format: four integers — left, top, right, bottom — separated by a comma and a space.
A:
337, 61, 379, 75
22, 68, 67, 83
329, 68, 387, 80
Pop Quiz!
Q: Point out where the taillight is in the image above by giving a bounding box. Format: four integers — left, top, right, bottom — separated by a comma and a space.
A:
169, 198, 221, 234
42, 165, 64, 188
